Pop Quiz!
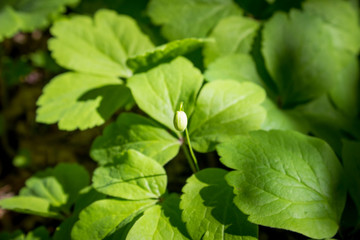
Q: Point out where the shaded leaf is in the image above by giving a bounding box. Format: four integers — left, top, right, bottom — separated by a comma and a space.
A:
126, 194, 190, 239
36, 72, 131, 131
342, 140, 360, 216
127, 38, 208, 72
147, 0, 242, 40
71, 198, 156, 240
181, 168, 258, 240
0, 0, 79, 41
203, 15, 259, 66
204, 54, 263, 86
262, 10, 338, 107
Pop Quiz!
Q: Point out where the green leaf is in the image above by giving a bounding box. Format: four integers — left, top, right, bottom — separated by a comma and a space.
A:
303, 0, 360, 54
181, 168, 258, 240
90, 113, 180, 166
127, 57, 203, 132
0, 196, 61, 219
203, 15, 259, 66
147, 0, 242, 40
93, 150, 167, 200
217, 130, 346, 239
36, 72, 131, 131
262, 10, 338, 107
261, 98, 309, 133
127, 38, 208, 72
71, 198, 156, 240
0, 0, 79, 41
0, 163, 90, 218
49, 9, 154, 78
0, 226, 51, 240
189, 80, 266, 152
20, 163, 90, 210
328, 52, 360, 117
126, 194, 190, 239
204, 54, 263, 86
342, 140, 360, 216
53, 187, 106, 240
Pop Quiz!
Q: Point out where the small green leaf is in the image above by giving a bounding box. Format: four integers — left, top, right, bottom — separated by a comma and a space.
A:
71, 198, 156, 240
126, 194, 190, 239
262, 10, 338, 107
217, 130, 346, 239
36, 72, 131, 131
93, 150, 167, 200
189, 80, 266, 152
127, 57, 203, 132
127, 38, 207, 72
0, 196, 62, 219
49, 9, 154, 78
342, 140, 360, 216
0, 0, 79, 41
147, 0, 242, 40
90, 113, 180, 166
203, 15, 259, 66
181, 168, 258, 240
0, 163, 89, 218
204, 54, 263, 86
20, 163, 90, 210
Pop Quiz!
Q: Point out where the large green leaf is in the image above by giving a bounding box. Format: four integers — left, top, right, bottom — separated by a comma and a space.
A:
203, 15, 259, 66
262, 10, 338, 107
127, 57, 203, 132
217, 130, 346, 239
342, 140, 360, 216
90, 113, 180, 166
36, 72, 131, 131
127, 38, 208, 72
147, 0, 242, 40
0, 196, 61, 219
303, 0, 360, 54
126, 194, 190, 239
189, 80, 266, 152
181, 168, 258, 240
0, 0, 79, 41
92, 150, 167, 200
49, 9, 154, 78
71, 198, 156, 240
204, 54, 263, 86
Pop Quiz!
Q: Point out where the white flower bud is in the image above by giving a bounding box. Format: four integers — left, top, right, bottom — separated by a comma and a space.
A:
173, 110, 187, 132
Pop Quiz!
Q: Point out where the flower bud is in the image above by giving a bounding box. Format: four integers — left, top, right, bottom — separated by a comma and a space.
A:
173, 110, 187, 132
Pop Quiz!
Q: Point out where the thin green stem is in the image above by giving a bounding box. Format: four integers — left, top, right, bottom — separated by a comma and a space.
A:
181, 144, 196, 173
185, 127, 199, 172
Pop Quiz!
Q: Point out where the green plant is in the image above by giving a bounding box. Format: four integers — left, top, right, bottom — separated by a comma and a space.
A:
1, 0, 360, 239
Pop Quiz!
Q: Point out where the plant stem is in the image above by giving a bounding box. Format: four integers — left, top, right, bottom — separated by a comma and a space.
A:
185, 127, 199, 172
181, 144, 196, 173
